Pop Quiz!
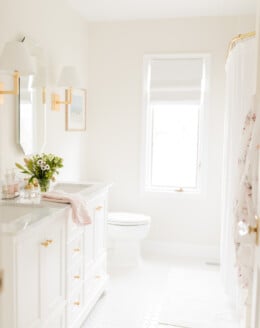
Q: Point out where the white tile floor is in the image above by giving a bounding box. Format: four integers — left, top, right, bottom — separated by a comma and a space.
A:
81, 252, 239, 328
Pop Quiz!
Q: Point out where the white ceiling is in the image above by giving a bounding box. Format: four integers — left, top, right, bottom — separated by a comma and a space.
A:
67, 0, 256, 22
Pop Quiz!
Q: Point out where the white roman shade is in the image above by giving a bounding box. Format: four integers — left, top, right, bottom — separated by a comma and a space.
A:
149, 58, 204, 104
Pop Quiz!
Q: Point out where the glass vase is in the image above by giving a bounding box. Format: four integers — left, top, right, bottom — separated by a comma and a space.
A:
38, 179, 50, 193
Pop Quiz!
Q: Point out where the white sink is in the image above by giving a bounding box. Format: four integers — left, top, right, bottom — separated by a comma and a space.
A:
0, 205, 33, 223
53, 183, 93, 193
0, 203, 61, 233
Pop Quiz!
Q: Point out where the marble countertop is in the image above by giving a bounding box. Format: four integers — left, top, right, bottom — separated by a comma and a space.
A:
0, 181, 112, 234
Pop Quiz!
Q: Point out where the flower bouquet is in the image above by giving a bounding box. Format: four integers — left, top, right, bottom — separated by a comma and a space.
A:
16, 153, 63, 192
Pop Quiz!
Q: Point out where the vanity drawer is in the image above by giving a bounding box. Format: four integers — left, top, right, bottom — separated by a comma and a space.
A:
85, 254, 108, 306
84, 274, 108, 310
66, 289, 84, 327
67, 233, 84, 269
67, 262, 84, 297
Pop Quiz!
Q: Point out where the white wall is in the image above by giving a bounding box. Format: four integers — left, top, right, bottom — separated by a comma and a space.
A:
86, 17, 255, 250
0, 5, 255, 253
0, 0, 88, 181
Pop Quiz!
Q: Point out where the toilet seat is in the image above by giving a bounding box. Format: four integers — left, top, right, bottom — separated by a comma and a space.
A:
108, 212, 151, 226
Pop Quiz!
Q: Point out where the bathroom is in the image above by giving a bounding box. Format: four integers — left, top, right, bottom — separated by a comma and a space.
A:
0, 0, 260, 327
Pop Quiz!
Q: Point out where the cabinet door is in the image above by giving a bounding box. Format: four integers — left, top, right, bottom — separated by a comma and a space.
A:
42, 310, 65, 328
16, 230, 42, 328
16, 216, 66, 328
41, 216, 66, 318
93, 195, 107, 259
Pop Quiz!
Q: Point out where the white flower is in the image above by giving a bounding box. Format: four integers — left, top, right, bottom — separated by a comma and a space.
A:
41, 164, 49, 171
37, 159, 43, 165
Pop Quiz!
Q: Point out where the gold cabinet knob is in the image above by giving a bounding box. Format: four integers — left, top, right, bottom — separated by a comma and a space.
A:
41, 241, 50, 247
73, 275, 81, 280
73, 248, 81, 253
74, 301, 80, 306
95, 206, 103, 211
41, 239, 54, 247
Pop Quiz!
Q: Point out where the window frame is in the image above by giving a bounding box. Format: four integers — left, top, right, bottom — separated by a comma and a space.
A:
141, 54, 210, 196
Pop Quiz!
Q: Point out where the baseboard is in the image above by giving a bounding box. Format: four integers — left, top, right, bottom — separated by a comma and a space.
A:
142, 240, 220, 263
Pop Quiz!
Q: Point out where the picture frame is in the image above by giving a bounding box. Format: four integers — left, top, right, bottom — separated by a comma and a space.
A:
65, 88, 86, 131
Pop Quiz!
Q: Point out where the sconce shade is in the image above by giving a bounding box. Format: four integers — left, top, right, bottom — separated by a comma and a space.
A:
58, 66, 80, 87
32, 66, 48, 88
0, 41, 35, 75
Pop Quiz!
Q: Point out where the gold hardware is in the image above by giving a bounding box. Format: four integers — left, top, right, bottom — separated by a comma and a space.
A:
73, 275, 80, 280
73, 301, 80, 306
0, 72, 19, 104
0, 270, 3, 293
95, 206, 103, 211
255, 215, 259, 246
52, 87, 72, 111
73, 248, 80, 253
227, 31, 256, 58
95, 275, 101, 279
175, 187, 184, 192
41, 241, 49, 247
239, 216, 260, 245
41, 239, 53, 247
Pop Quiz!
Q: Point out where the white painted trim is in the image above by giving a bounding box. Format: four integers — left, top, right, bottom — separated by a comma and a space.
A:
141, 240, 220, 263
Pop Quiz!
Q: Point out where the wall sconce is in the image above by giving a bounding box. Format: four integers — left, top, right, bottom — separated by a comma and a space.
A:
51, 66, 79, 111
0, 40, 35, 104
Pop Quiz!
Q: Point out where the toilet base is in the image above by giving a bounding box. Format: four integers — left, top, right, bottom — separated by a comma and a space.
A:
108, 240, 143, 267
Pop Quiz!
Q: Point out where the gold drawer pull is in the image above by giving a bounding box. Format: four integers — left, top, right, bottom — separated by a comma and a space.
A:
95, 275, 101, 279
73, 275, 81, 280
41, 239, 53, 247
73, 248, 81, 253
95, 206, 103, 211
73, 301, 80, 306
41, 241, 49, 247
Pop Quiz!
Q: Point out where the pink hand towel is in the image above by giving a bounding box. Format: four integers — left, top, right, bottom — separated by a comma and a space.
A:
42, 191, 91, 226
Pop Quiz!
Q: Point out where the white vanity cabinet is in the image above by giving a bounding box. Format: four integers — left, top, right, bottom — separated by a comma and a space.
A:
1, 210, 66, 328
0, 184, 109, 328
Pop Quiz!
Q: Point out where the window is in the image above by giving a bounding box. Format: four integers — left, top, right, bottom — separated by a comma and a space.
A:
143, 55, 209, 193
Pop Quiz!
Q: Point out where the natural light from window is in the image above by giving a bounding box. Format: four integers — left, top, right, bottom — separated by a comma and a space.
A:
151, 103, 199, 189
143, 55, 208, 193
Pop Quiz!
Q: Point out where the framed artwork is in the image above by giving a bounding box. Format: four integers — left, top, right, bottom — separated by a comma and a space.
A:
66, 88, 86, 131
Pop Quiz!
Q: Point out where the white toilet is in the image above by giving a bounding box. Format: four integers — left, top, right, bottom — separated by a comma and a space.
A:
107, 212, 151, 267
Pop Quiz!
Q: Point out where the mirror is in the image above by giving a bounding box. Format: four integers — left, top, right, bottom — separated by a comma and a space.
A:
18, 75, 46, 155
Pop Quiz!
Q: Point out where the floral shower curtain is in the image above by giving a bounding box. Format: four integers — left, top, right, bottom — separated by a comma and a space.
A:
221, 37, 257, 316
235, 98, 259, 306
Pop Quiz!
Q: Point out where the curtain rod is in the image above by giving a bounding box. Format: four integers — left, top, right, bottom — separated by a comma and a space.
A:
227, 31, 256, 57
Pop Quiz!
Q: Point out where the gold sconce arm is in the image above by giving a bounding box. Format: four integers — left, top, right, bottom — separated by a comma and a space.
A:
51, 87, 72, 111
0, 72, 19, 104
42, 87, 46, 105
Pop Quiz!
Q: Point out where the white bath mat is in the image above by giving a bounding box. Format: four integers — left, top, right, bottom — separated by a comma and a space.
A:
158, 267, 240, 328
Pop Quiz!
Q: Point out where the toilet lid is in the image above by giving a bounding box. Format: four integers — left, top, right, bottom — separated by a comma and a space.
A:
107, 212, 151, 226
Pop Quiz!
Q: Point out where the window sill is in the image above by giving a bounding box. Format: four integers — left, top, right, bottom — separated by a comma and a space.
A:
141, 186, 205, 200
